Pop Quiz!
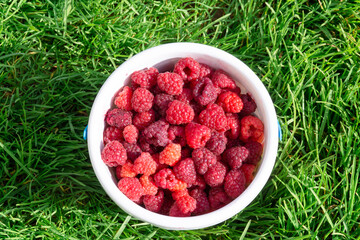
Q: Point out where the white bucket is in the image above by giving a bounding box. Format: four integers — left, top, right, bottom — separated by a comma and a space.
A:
87, 42, 279, 230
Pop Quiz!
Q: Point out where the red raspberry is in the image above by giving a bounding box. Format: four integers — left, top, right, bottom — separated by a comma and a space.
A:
176, 195, 197, 214
188, 174, 207, 190
205, 131, 227, 155
173, 158, 196, 185
131, 67, 159, 89
190, 188, 210, 215
159, 143, 181, 166
173, 57, 200, 81
244, 141, 263, 165
103, 126, 123, 145
101, 140, 127, 167
118, 177, 144, 202
166, 100, 195, 125
240, 115, 264, 142
133, 109, 156, 130
167, 178, 187, 192
153, 168, 177, 189
240, 164, 256, 186
192, 147, 216, 175
211, 69, 236, 90
224, 169, 246, 199
122, 142, 142, 161
123, 125, 139, 144
204, 161, 227, 187
240, 93, 257, 116
185, 122, 211, 149
217, 91, 243, 113
172, 189, 189, 201
224, 146, 249, 169
198, 63, 213, 79
198, 103, 228, 132
154, 93, 174, 117
105, 108, 132, 129
157, 72, 184, 95
192, 77, 218, 106
140, 175, 158, 196
117, 160, 136, 178
208, 187, 231, 210
169, 203, 191, 217
225, 113, 240, 139
131, 87, 154, 113
143, 189, 164, 213
133, 152, 157, 176
168, 125, 186, 146
142, 120, 170, 147
176, 88, 193, 104
114, 86, 133, 111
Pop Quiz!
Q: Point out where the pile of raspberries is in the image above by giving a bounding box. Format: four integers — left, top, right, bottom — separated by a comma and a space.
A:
101, 57, 264, 217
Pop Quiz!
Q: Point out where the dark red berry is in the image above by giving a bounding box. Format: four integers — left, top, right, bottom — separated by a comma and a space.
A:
133, 109, 156, 130
240, 164, 256, 186
143, 189, 164, 213
122, 142, 142, 161
224, 146, 249, 169
142, 120, 170, 147
192, 147, 216, 175
190, 188, 210, 215
105, 108, 132, 129
205, 131, 227, 155
173, 158, 197, 185
204, 161, 227, 187
240, 93, 257, 116
244, 141, 263, 165
224, 169, 246, 199
192, 77, 218, 106
154, 93, 174, 117
208, 187, 231, 210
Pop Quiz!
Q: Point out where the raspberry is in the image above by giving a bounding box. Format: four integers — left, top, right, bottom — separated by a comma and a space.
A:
143, 189, 164, 213
224, 169, 246, 199
154, 93, 174, 117
176, 194, 197, 214
157, 72, 184, 95
138, 138, 156, 155
176, 88, 193, 104
103, 126, 123, 145
198, 63, 213, 79
240, 115, 264, 142
172, 189, 189, 201
208, 187, 231, 210
131, 87, 154, 113
173, 158, 196, 185
224, 146, 249, 169
244, 141, 263, 165
118, 177, 144, 202
173, 57, 200, 81
101, 140, 127, 167
190, 188, 210, 215
140, 175, 158, 195
117, 160, 137, 178
167, 178, 187, 192
240, 164, 256, 186
133, 109, 156, 130
185, 122, 211, 149
142, 120, 170, 147
123, 125, 139, 144
217, 91, 243, 113
168, 125, 186, 146
166, 100, 195, 125
114, 86, 133, 111
159, 143, 181, 166
122, 142, 142, 161
133, 152, 157, 176
169, 203, 191, 217
225, 113, 240, 139
205, 131, 227, 155
239, 93, 257, 116
189, 174, 207, 190
192, 77, 218, 106
105, 108, 132, 129
153, 168, 177, 189
211, 69, 236, 90
204, 161, 227, 187
131, 67, 158, 89
192, 147, 216, 175
198, 103, 228, 132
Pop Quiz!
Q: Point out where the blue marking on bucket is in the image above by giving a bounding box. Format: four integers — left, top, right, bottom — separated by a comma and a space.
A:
83, 125, 88, 140
277, 120, 282, 142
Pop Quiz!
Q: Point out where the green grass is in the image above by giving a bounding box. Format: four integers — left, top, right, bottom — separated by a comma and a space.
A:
1, 0, 359, 239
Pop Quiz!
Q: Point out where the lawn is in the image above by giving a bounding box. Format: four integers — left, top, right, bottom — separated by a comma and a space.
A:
1, 0, 359, 239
